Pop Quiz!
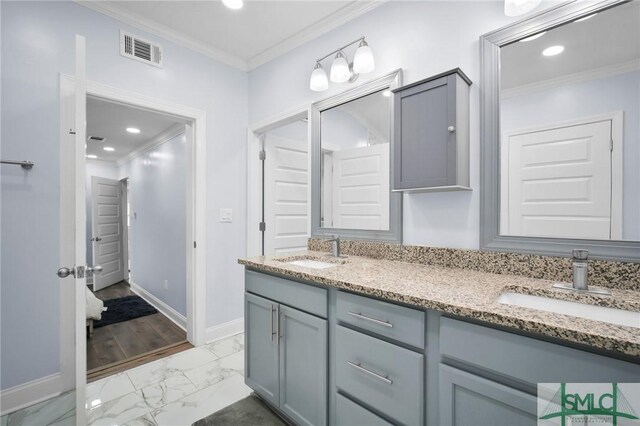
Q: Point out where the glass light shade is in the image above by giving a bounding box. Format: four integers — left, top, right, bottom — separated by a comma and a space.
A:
309, 64, 329, 91
353, 43, 375, 74
330, 52, 350, 83
222, 0, 243, 10
504, 0, 541, 17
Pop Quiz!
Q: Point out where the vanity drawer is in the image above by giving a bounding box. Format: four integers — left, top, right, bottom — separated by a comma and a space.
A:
245, 270, 327, 318
440, 317, 640, 387
335, 393, 392, 426
335, 325, 424, 425
337, 290, 425, 348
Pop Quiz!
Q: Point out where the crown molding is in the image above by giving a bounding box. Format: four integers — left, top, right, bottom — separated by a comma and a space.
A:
501, 59, 640, 98
246, 0, 387, 70
75, 0, 248, 71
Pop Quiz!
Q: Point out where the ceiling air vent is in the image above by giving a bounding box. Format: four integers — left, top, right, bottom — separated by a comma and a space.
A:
120, 31, 163, 68
88, 136, 106, 142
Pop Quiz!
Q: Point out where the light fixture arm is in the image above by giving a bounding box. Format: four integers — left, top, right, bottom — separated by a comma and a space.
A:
315, 36, 365, 64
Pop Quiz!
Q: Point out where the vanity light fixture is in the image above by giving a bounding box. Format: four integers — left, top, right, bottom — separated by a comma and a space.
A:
542, 45, 564, 56
575, 13, 597, 22
103, 146, 115, 152
520, 31, 546, 42
221, 0, 243, 10
504, 0, 541, 16
309, 36, 375, 92
126, 127, 140, 134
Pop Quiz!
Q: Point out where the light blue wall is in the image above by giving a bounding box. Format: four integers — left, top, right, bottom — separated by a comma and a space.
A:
321, 109, 369, 151
1, 0, 248, 390
501, 71, 640, 240
122, 132, 188, 316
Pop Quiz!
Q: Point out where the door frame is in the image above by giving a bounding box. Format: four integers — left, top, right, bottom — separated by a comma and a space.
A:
247, 106, 310, 257
59, 75, 207, 393
500, 111, 623, 240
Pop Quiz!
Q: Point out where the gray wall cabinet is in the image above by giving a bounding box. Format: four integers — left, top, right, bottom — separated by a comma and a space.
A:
392, 68, 471, 192
244, 269, 640, 426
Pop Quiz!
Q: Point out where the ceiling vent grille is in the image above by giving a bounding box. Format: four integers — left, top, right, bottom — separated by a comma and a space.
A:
88, 136, 106, 142
120, 31, 163, 68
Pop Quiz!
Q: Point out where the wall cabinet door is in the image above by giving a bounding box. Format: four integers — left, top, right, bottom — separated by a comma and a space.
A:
279, 305, 328, 426
439, 364, 537, 426
245, 293, 280, 406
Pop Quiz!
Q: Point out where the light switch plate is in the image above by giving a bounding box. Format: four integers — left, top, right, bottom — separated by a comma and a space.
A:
219, 208, 233, 223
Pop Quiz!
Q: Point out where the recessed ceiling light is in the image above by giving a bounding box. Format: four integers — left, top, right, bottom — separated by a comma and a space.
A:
103, 147, 115, 152
126, 127, 140, 134
86, 154, 98, 159
382, 90, 391, 97
520, 31, 546, 42
575, 13, 597, 22
222, 0, 243, 10
542, 45, 564, 57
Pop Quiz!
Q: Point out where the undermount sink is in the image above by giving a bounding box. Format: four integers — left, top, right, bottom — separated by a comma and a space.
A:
288, 259, 337, 269
276, 254, 347, 270
498, 292, 640, 329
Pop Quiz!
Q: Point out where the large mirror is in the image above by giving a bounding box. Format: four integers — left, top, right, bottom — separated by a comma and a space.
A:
481, 0, 640, 261
311, 70, 402, 242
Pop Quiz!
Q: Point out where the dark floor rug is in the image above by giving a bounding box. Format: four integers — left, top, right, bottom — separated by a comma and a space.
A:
94, 295, 158, 328
192, 395, 287, 426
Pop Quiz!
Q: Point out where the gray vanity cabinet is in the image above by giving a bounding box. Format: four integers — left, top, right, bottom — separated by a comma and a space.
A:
439, 365, 537, 426
392, 68, 471, 192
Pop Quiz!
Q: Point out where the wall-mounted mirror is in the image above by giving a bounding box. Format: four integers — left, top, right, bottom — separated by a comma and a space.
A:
481, 0, 640, 261
311, 70, 402, 242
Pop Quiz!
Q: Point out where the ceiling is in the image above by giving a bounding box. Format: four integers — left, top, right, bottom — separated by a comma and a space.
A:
86, 97, 185, 162
501, 1, 640, 90
78, 0, 382, 70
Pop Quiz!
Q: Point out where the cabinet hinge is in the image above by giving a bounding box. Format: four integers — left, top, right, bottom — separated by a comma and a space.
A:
610, 139, 614, 151
193, 241, 197, 248
259, 150, 266, 161
259, 222, 266, 232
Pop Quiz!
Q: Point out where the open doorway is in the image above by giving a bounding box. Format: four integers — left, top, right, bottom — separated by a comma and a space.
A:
84, 97, 192, 381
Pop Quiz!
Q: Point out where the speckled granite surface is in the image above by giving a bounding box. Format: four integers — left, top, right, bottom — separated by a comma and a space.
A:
238, 251, 640, 358
308, 239, 640, 291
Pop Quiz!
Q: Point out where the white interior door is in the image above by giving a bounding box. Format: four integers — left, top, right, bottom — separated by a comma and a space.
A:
505, 120, 613, 239
330, 144, 389, 230
91, 176, 125, 290
59, 35, 87, 424
264, 135, 309, 255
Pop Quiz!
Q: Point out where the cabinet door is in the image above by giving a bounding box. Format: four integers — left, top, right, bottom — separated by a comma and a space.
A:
439, 364, 537, 426
279, 305, 328, 426
245, 293, 280, 406
394, 74, 457, 189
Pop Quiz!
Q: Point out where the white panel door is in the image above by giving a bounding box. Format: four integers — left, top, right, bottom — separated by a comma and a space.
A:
506, 120, 612, 239
264, 136, 309, 255
91, 176, 125, 290
331, 144, 389, 230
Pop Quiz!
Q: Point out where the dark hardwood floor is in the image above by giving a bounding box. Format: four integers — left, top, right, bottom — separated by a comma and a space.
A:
87, 281, 191, 381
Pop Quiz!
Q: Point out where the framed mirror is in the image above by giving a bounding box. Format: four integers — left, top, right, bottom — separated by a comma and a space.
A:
480, 0, 639, 261
311, 69, 403, 242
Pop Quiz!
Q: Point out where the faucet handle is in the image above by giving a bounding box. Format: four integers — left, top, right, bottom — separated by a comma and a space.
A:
572, 249, 589, 260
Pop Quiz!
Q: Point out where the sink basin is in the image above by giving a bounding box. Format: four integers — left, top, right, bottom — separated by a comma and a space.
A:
288, 259, 337, 269
498, 292, 640, 329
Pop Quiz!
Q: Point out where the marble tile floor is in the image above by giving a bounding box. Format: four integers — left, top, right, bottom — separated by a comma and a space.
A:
2, 333, 251, 426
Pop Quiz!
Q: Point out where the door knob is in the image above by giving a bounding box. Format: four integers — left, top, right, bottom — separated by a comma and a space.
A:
57, 267, 75, 278
91, 237, 102, 242
86, 265, 103, 275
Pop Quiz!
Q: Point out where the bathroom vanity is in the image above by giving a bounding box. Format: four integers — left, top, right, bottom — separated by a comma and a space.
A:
239, 252, 640, 426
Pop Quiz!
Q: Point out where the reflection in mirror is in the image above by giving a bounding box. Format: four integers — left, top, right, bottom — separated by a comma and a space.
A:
499, 1, 639, 242
320, 89, 390, 231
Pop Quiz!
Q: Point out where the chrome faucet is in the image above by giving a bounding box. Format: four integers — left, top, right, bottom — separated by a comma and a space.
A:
552, 249, 611, 295
325, 235, 341, 257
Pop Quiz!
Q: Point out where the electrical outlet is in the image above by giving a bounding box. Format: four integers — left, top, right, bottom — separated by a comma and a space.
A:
219, 208, 233, 223
163, 279, 168, 290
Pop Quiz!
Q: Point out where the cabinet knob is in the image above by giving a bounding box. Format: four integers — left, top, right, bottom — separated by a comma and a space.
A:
448, 126, 456, 133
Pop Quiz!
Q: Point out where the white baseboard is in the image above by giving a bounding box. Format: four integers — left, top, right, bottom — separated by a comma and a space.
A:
129, 281, 187, 331
205, 318, 244, 343
0, 373, 63, 416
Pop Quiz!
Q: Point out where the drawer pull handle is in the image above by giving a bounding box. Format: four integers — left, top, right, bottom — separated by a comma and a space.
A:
347, 361, 393, 385
348, 311, 393, 328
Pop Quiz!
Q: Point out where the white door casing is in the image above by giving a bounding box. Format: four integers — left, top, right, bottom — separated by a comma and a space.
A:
330, 144, 390, 230
264, 135, 309, 255
91, 176, 125, 290
504, 119, 616, 240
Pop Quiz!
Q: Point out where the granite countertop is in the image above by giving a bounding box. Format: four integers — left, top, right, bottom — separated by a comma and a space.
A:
239, 251, 640, 358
